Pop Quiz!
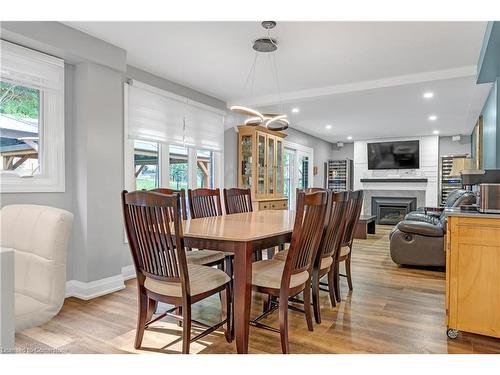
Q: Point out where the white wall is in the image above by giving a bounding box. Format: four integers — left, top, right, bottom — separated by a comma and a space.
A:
331, 142, 354, 160
354, 136, 439, 206
439, 135, 471, 156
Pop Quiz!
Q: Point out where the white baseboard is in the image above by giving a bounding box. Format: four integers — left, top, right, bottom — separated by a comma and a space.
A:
65, 265, 136, 300
121, 265, 136, 281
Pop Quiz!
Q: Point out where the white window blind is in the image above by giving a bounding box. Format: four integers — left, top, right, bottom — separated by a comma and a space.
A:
127, 81, 225, 151
0, 40, 64, 93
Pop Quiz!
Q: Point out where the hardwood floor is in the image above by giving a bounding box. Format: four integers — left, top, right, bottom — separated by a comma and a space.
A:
15, 225, 500, 354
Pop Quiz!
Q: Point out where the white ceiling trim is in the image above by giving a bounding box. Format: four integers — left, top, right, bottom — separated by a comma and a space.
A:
227, 65, 477, 108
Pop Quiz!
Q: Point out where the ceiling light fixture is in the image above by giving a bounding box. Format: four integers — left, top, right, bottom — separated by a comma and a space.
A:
291, 108, 300, 113
423, 92, 434, 99
429, 115, 438, 121
230, 21, 289, 131
433, 130, 440, 135
325, 124, 332, 130
347, 136, 353, 140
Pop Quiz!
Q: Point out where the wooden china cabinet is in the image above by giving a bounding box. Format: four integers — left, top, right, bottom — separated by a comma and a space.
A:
237, 125, 288, 210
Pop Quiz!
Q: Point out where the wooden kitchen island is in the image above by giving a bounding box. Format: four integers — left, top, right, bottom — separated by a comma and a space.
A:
445, 210, 500, 340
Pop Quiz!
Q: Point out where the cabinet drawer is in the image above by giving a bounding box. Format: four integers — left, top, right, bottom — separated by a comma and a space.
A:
258, 200, 288, 210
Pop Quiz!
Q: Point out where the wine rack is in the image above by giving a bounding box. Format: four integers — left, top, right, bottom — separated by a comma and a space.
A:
440, 155, 467, 206
324, 159, 353, 192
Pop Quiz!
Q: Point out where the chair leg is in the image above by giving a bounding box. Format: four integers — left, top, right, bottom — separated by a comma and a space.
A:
146, 298, 157, 323
346, 251, 353, 291
279, 291, 290, 354
303, 280, 314, 331
224, 256, 235, 340
221, 283, 232, 343
263, 294, 271, 313
327, 267, 336, 308
181, 298, 191, 354
134, 288, 148, 349
176, 306, 183, 327
311, 270, 321, 324
334, 262, 341, 303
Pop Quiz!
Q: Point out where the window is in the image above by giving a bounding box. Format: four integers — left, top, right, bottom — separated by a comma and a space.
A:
0, 82, 41, 175
0, 41, 65, 193
134, 140, 159, 190
196, 149, 213, 188
298, 155, 310, 190
124, 81, 223, 196
169, 145, 188, 190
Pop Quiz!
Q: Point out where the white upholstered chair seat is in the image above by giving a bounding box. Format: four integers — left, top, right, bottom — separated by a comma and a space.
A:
0, 205, 73, 332
144, 264, 230, 297
252, 259, 310, 290
273, 250, 334, 270
186, 249, 225, 265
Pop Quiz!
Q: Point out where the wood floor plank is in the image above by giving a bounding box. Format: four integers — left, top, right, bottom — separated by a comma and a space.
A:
15, 225, 500, 354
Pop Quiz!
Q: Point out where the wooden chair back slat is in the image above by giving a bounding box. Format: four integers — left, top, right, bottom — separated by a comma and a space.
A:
150, 188, 188, 220
121, 190, 189, 286
342, 190, 364, 247
283, 191, 328, 283
188, 188, 223, 218
316, 191, 350, 265
223, 188, 253, 214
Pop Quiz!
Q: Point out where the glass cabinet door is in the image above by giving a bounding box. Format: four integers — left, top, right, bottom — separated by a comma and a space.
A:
240, 135, 253, 189
257, 132, 266, 195
276, 139, 283, 195
268, 136, 275, 195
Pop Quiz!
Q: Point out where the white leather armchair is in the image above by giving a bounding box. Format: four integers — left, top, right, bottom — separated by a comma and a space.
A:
0, 204, 73, 332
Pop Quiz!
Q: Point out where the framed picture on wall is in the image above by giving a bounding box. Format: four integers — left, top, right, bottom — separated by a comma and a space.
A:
472, 116, 483, 169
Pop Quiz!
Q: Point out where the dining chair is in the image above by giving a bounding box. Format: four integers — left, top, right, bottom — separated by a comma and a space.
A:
223, 188, 253, 214
188, 188, 223, 219
121, 190, 231, 354
273, 190, 349, 323
250, 190, 328, 353
334, 189, 364, 302
151, 188, 225, 268
223, 187, 272, 261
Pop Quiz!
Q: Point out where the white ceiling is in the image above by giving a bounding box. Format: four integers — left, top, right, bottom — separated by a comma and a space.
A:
66, 21, 491, 141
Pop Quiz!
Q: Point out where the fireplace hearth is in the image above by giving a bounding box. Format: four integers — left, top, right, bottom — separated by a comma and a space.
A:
371, 197, 417, 225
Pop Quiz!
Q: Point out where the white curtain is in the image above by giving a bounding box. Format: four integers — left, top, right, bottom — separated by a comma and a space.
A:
127, 81, 225, 151
0, 40, 64, 92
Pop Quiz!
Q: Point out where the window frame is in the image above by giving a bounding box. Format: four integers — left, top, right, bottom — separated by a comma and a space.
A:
0, 41, 65, 193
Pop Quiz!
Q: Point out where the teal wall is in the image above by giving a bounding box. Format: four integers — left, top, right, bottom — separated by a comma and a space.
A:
474, 22, 500, 169
480, 81, 497, 168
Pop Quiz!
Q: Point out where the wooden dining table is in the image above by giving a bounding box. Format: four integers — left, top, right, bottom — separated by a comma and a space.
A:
183, 209, 295, 354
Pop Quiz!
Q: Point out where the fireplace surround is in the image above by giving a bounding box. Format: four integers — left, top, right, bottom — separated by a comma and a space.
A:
371, 197, 417, 225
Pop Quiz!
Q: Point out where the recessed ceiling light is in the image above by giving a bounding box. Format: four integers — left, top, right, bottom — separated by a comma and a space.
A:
291, 108, 300, 113
428, 115, 438, 121
325, 124, 332, 130
347, 136, 353, 140
433, 130, 439, 135
423, 92, 434, 99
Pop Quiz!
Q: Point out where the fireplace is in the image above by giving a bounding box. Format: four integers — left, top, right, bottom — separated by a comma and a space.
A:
371, 197, 417, 225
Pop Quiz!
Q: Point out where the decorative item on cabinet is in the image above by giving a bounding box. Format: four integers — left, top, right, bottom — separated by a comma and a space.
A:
237, 125, 288, 210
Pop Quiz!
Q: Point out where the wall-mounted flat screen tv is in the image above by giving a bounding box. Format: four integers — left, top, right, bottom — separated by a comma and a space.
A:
367, 140, 420, 170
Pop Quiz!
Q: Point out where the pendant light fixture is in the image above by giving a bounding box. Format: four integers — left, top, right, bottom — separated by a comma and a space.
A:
230, 21, 289, 131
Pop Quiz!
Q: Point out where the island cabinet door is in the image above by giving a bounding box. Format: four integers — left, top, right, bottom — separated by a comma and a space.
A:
448, 216, 500, 339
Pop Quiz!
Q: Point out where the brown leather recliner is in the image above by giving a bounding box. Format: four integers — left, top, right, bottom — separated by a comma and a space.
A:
389, 190, 477, 267
404, 189, 476, 225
